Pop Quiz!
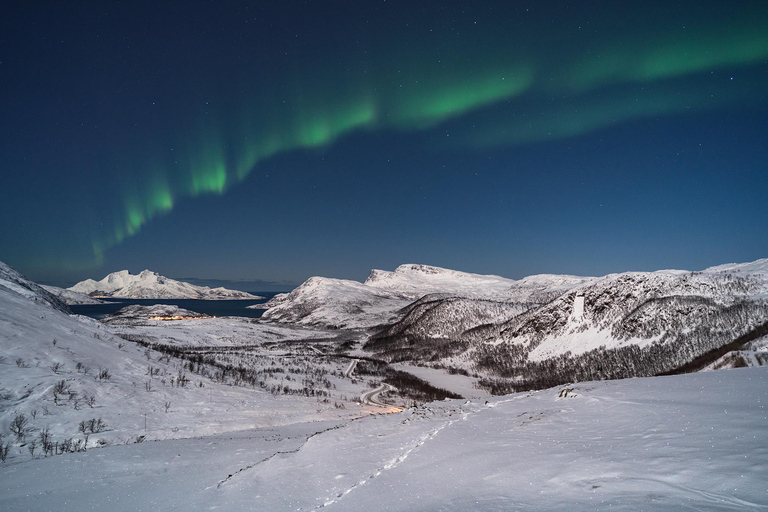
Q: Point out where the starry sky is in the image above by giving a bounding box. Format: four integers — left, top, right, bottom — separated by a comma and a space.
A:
1, 1, 767, 289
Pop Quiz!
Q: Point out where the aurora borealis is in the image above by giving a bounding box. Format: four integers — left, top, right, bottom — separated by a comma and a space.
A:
1, 1, 767, 287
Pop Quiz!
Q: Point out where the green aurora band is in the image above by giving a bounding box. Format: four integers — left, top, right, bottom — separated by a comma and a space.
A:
91, 13, 768, 264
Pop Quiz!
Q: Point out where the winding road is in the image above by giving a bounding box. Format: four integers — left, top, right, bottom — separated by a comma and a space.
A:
360, 383, 402, 412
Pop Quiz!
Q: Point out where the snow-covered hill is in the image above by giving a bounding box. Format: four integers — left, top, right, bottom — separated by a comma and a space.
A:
367, 261, 768, 393
364, 264, 518, 299
69, 269, 262, 300
260, 264, 592, 329
260, 276, 414, 329
0, 262, 70, 313
2, 367, 766, 511
101, 304, 211, 325
704, 257, 768, 277
0, 262, 377, 465
40, 285, 108, 305
366, 263, 594, 302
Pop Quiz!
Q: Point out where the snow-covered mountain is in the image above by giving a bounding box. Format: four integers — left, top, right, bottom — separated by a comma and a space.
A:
260, 276, 414, 329
0, 262, 70, 313
367, 261, 768, 393
101, 304, 211, 325
69, 269, 262, 300
260, 264, 592, 329
364, 264, 516, 299
0, 261, 376, 465
366, 263, 594, 301
41, 285, 109, 305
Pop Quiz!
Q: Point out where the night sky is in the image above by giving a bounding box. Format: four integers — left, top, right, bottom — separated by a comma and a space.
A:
2, 1, 767, 289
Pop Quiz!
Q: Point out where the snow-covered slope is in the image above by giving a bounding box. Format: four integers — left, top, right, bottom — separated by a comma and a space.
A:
246, 292, 289, 310
704, 257, 768, 274
366, 263, 594, 301
0, 262, 70, 313
41, 285, 108, 305
261, 264, 592, 329
69, 269, 262, 300
260, 276, 413, 329
2, 367, 766, 511
364, 264, 515, 298
0, 261, 371, 463
367, 260, 768, 392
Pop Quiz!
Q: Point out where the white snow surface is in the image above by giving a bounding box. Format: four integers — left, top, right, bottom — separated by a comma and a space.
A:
2, 367, 766, 511
364, 263, 517, 299
262, 264, 593, 329
68, 269, 263, 300
40, 285, 109, 305
526, 326, 660, 362
704, 257, 768, 274
479, 264, 768, 364
0, 262, 381, 459
260, 276, 414, 329
391, 363, 492, 399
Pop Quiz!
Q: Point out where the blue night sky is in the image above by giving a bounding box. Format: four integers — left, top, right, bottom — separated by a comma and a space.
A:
1, 1, 767, 289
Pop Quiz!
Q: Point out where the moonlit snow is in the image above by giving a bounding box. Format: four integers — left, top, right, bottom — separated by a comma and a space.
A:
2, 368, 766, 511
2, 259, 767, 510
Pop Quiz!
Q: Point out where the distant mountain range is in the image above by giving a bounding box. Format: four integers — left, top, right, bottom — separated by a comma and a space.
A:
3, 258, 766, 397
258, 264, 592, 329
260, 260, 768, 391
67, 269, 263, 300
366, 261, 768, 393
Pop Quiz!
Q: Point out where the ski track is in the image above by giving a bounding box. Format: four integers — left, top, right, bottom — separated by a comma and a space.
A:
313, 394, 530, 510
617, 477, 768, 510
215, 423, 349, 490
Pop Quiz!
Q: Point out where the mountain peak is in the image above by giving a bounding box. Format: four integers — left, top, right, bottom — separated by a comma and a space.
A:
68, 270, 261, 300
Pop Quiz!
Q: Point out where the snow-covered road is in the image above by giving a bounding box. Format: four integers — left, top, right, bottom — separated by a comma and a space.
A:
360, 383, 401, 411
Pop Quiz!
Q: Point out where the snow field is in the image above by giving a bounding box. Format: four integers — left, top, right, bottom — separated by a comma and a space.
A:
2, 367, 765, 511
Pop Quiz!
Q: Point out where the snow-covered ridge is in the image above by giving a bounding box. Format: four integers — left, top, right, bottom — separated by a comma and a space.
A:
365, 263, 518, 299
703, 257, 768, 274
41, 285, 109, 305
69, 269, 263, 300
262, 263, 594, 329
0, 261, 70, 313
260, 276, 413, 329
367, 260, 768, 391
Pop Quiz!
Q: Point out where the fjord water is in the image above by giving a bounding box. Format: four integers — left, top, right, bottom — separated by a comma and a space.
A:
69, 292, 282, 319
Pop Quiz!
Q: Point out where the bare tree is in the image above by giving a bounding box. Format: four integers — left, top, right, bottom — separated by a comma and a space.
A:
84, 393, 96, 408
52, 380, 70, 405
9, 413, 29, 440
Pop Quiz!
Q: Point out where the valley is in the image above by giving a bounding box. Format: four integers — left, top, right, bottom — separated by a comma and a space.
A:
1, 259, 767, 510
